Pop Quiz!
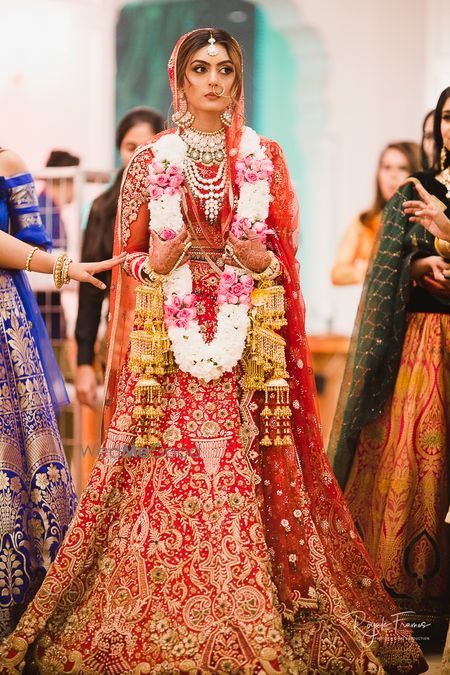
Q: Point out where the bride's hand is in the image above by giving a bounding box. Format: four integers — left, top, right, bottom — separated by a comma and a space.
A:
68, 253, 126, 289
227, 227, 271, 273
403, 182, 450, 241
148, 226, 192, 274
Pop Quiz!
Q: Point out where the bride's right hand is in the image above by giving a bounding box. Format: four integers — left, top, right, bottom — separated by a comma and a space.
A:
148, 226, 192, 274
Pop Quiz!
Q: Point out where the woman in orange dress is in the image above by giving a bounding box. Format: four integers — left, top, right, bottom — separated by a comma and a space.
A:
0, 29, 427, 674
332, 142, 420, 286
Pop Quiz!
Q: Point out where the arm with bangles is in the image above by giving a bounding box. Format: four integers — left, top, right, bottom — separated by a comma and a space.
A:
121, 147, 277, 283
0, 230, 124, 287
119, 147, 192, 284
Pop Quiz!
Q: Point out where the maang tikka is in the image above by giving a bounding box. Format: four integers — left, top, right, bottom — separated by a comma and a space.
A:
207, 33, 219, 57
172, 91, 195, 128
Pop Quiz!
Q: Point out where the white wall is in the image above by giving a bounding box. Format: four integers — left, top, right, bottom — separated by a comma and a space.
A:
0, 0, 117, 170
290, 0, 433, 332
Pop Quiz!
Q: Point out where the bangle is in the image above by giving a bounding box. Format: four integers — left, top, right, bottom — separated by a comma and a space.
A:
62, 256, 72, 285
251, 251, 281, 281
434, 237, 450, 259
25, 246, 39, 272
53, 253, 71, 289
141, 243, 192, 285
140, 258, 168, 286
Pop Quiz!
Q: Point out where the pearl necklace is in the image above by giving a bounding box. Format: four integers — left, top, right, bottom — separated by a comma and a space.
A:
182, 128, 227, 224
182, 127, 226, 165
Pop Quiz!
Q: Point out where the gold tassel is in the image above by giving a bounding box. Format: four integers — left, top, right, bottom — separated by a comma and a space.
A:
129, 283, 173, 448
244, 279, 291, 449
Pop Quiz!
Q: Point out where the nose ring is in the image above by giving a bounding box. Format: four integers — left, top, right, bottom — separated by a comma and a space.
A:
210, 83, 225, 97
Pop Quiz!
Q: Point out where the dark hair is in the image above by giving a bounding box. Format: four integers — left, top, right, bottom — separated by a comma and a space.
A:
46, 150, 80, 167
420, 109, 435, 170
433, 87, 450, 170
361, 141, 421, 227
176, 28, 243, 105
115, 107, 164, 149
81, 107, 164, 263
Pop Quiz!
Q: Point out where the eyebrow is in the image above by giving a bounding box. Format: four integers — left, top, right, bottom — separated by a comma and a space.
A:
190, 59, 234, 66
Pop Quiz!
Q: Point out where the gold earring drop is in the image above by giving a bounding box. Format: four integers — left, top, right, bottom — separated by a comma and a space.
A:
172, 91, 195, 128
440, 145, 448, 172
220, 105, 233, 128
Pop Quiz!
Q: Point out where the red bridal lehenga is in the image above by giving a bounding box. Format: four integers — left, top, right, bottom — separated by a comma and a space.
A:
0, 32, 427, 675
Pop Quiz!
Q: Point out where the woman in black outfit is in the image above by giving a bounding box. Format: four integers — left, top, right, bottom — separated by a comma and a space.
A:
75, 107, 164, 408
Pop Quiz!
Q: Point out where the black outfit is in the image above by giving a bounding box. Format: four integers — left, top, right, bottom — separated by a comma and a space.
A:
75, 175, 120, 366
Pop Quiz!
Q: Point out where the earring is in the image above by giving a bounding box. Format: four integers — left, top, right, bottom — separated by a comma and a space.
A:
441, 146, 448, 172
172, 91, 194, 128
220, 105, 233, 128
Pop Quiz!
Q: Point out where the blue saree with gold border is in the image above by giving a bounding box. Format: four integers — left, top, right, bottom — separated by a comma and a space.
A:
0, 170, 77, 636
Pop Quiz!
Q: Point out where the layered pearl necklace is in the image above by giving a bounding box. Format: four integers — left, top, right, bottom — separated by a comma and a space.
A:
182, 127, 227, 224
146, 127, 275, 382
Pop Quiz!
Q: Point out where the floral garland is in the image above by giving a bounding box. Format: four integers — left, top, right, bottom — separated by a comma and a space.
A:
147, 127, 274, 382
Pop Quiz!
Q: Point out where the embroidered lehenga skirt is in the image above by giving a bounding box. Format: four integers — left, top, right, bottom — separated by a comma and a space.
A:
344, 311, 450, 618
0, 271, 77, 637
0, 263, 426, 674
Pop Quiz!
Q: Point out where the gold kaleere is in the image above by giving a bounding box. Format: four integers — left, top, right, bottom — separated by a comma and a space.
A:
129, 283, 175, 448
244, 281, 292, 447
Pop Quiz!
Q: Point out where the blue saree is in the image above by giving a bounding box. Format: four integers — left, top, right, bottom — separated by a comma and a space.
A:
0, 170, 77, 636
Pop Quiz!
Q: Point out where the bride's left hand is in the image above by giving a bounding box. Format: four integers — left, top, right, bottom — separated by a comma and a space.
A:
227, 227, 271, 273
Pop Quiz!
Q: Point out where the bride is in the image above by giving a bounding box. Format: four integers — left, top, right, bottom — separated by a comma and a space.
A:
0, 28, 426, 674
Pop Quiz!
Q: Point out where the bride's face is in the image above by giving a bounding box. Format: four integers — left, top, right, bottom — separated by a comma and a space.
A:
183, 43, 235, 116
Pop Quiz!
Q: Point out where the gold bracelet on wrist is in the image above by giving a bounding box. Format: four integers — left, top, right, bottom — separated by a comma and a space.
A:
25, 246, 39, 272
251, 251, 281, 281
141, 243, 192, 285
140, 258, 168, 286
53, 253, 69, 289
61, 256, 72, 286
434, 237, 450, 259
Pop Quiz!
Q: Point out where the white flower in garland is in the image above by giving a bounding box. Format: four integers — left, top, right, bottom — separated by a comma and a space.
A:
146, 127, 274, 382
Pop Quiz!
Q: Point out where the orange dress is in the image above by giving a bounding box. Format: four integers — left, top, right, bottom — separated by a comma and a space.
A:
331, 213, 381, 286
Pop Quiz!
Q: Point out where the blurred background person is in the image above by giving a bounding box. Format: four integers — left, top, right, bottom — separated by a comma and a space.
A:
75, 107, 164, 411
330, 86, 450, 627
421, 109, 436, 170
331, 141, 421, 286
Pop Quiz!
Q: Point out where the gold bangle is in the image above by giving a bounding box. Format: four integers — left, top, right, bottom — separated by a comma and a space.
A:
251, 251, 281, 281
25, 246, 39, 272
62, 256, 72, 285
434, 237, 450, 259
140, 258, 168, 286
53, 253, 67, 289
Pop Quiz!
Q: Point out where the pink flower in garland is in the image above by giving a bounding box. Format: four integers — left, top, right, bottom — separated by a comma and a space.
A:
160, 228, 177, 241
148, 159, 184, 198
217, 270, 253, 306
230, 216, 274, 246
235, 155, 274, 187
164, 293, 198, 329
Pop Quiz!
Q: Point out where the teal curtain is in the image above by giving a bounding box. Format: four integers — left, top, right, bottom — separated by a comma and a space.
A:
116, 0, 255, 128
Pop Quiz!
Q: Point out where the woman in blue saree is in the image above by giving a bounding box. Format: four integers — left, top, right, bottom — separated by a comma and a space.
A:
0, 148, 123, 637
